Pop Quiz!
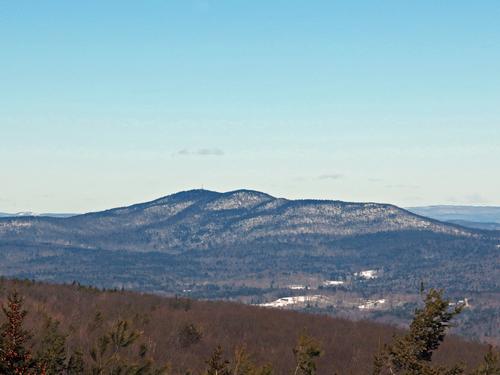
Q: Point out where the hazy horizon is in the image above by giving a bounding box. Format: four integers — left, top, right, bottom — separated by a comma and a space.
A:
2, 1, 499, 212
2, 188, 500, 216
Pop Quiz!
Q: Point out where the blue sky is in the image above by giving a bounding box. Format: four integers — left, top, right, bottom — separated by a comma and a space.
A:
1, 1, 499, 212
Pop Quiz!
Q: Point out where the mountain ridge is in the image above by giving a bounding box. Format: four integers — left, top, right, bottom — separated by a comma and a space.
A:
0, 189, 481, 254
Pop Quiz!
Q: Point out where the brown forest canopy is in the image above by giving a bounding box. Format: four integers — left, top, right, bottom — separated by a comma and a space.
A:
0, 278, 494, 374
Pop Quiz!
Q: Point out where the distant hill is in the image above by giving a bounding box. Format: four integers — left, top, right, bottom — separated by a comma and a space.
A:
1, 189, 499, 343
446, 220, 500, 231
407, 205, 500, 230
0, 278, 489, 375
0, 189, 479, 252
0, 211, 76, 218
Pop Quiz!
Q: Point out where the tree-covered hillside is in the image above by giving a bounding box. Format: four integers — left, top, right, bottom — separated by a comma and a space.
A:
0, 279, 497, 375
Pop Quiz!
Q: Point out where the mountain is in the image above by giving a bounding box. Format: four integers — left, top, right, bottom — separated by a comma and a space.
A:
407, 205, 500, 230
1, 189, 499, 342
0, 189, 479, 252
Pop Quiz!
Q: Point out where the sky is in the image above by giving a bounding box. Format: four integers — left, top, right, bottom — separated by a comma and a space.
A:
1, 1, 499, 213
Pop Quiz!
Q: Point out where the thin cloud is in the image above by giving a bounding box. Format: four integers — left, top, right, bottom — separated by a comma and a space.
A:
175, 148, 224, 156
177, 149, 190, 156
318, 174, 343, 180
197, 148, 224, 156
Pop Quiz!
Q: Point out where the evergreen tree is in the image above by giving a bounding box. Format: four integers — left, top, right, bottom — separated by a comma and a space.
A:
178, 323, 203, 348
89, 319, 168, 375
0, 291, 38, 375
205, 345, 231, 375
66, 349, 85, 375
36, 317, 67, 374
292, 333, 323, 375
471, 346, 500, 375
373, 288, 464, 375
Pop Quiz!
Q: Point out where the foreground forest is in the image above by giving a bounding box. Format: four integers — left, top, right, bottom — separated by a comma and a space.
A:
0, 279, 499, 374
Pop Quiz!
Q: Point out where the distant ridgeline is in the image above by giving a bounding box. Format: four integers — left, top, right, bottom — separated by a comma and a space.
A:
1, 189, 499, 343
407, 205, 500, 231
